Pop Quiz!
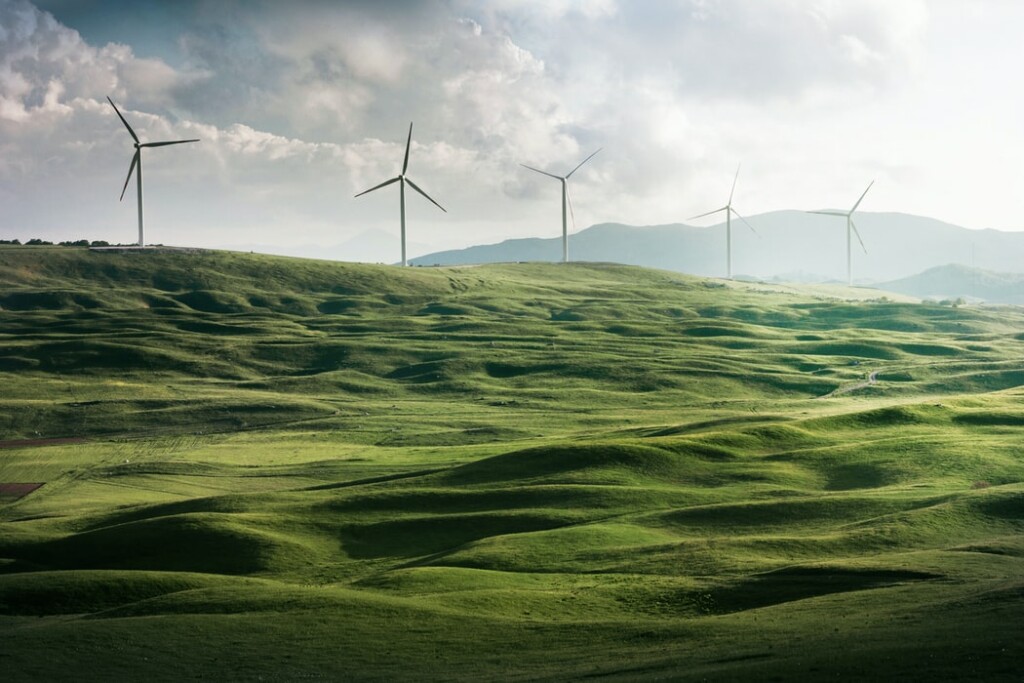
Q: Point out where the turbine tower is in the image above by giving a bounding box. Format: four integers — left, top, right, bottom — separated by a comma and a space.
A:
689, 165, 758, 279
521, 149, 601, 263
107, 96, 199, 248
355, 123, 446, 267
808, 181, 874, 286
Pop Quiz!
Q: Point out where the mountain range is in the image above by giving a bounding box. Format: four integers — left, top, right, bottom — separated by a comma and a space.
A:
877, 264, 1024, 305
409, 211, 1024, 287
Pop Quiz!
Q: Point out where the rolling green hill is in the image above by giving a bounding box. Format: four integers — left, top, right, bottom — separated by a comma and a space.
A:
2, 246, 1024, 681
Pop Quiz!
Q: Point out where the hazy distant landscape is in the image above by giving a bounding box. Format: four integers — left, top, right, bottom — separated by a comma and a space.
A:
411, 211, 1024, 300
3, 246, 1024, 681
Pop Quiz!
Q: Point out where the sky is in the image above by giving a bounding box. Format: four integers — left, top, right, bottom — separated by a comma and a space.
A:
2, 0, 1024, 262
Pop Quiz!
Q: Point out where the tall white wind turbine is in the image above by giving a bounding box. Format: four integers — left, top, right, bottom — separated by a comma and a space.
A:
689, 165, 758, 279
808, 181, 874, 286
107, 97, 199, 248
355, 123, 446, 267
521, 149, 602, 263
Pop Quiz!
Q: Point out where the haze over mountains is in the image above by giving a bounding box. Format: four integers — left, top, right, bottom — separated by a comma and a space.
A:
410, 211, 1024, 287
878, 264, 1024, 305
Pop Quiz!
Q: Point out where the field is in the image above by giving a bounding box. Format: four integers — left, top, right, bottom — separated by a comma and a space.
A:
1, 246, 1023, 681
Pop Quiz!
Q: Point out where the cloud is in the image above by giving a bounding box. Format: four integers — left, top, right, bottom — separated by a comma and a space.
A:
0, 0, 211, 123
1, 0, 948, 256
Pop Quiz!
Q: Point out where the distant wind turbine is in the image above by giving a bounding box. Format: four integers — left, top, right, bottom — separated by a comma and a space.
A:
355, 123, 446, 267
808, 181, 874, 286
689, 165, 758, 280
521, 149, 602, 263
107, 96, 199, 248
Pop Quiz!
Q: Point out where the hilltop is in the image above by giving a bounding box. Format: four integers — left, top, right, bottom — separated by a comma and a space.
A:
2, 247, 1024, 681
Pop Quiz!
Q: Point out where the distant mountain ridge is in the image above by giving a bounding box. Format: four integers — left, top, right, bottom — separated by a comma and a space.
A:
410, 211, 1024, 283
879, 264, 1024, 305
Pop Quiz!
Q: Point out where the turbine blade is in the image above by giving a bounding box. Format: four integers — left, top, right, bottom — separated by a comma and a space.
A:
520, 163, 563, 181
566, 148, 602, 179
689, 206, 728, 221
107, 96, 139, 144
402, 122, 413, 175
731, 207, 758, 235
851, 180, 874, 212
141, 139, 200, 148
354, 176, 401, 198
729, 164, 740, 205
405, 177, 447, 213
808, 210, 848, 216
851, 217, 868, 253
119, 150, 139, 201
566, 183, 576, 230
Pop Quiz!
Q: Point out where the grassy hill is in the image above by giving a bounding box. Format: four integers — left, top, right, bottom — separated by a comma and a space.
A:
2, 246, 1024, 681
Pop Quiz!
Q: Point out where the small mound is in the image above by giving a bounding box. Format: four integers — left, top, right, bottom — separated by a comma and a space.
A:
29, 340, 195, 373
418, 302, 474, 316
808, 404, 938, 430
0, 570, 243, 616
799, 342, 899, 360
550, 309, 586, 321
19, 513, 310, 575
656, 496, 911, 531
0, 356, 40, 371
682, 325, 757, 338
173, 290, 250, 313
339, 511, 577, 559
483, 361, 560, 378
0, 290, 105, 311
317, 298, 359, 314
953, 412, 1024, 427
876, 370, 914, 382
971, 491, 1024, 520
825, 463, 893, 491
896, 343, 963, 357
387, 358, 478, 383
441, 443, 682, 486
175, 320, 264, 335
431, 522, 678, 573
80, 494, 250, 531
634, 565, 937, 618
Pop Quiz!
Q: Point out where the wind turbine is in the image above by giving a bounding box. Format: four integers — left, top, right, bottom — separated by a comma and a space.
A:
107, 96, 199, 248
689, 165, 758, 280
808, 181, 874, 286
354, 123, 446, 267
521, 149, 601, 263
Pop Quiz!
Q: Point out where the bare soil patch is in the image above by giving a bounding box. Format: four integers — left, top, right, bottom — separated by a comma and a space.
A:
0, 482, 44, 499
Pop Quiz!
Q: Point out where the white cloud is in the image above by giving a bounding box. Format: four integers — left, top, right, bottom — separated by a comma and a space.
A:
7, 0, 1024, 259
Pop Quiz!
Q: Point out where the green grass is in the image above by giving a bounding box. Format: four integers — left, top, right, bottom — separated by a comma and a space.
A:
2, 246, 1024, 680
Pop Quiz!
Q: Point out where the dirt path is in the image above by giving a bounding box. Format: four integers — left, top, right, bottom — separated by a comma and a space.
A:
819, 370, 879, 399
